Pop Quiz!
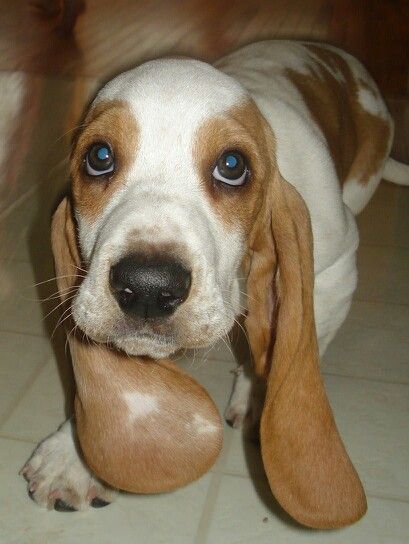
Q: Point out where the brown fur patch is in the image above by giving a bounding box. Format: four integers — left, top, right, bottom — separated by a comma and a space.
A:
70, 100, 139, 220
243, 136, 367, 527
193, 99, 272, 233
287, 44, 391, 185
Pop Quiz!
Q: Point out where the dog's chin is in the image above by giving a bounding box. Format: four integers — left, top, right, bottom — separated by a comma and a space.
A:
111, 334, 178, 359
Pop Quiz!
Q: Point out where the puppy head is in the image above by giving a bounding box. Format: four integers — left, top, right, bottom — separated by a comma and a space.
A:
70, 59, 267, 358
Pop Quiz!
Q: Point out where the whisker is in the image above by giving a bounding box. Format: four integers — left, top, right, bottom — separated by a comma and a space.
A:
232, 316, 251, 350
51, 306, 73, 339
188, 347, 198, 369
22, 286, 78, 303
29, 274, 86, 289
55, 122, 88, 143
42, 294, 77, 322
220, 334, 235, 361
65, 323, 78, 355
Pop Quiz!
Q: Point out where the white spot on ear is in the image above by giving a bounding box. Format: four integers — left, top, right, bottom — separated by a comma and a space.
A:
193, 413, 218, 435
123, 391, 159, 422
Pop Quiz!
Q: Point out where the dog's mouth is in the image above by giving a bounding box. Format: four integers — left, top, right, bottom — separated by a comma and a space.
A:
111, 330, 179, 358
73, 314, 176, 352
70, 262, 238, 359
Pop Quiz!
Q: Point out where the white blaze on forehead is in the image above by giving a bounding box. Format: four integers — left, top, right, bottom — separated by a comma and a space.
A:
96, 58, 246, 121
95, 58, 248, 192
123, 391, 159, 422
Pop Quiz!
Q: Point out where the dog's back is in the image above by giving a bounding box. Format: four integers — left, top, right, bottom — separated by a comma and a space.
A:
217, 40, 407, 351
216, 40, 409, 215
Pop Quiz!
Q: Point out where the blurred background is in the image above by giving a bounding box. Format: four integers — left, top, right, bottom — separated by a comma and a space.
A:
0, 0, 408, 214
0, 2, 408, 543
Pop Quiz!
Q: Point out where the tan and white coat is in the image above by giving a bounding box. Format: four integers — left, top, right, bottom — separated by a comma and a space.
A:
21, 40, 409, 528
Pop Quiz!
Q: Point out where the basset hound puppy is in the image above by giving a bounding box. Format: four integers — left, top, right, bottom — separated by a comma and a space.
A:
21, 40, 409, 528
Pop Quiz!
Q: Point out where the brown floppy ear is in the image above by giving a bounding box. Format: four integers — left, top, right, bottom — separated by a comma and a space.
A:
51, 196, 81, 298
245, 170, 367, 529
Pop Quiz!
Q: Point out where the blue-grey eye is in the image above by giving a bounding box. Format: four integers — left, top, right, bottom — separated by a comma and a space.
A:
85, 143, 115, 176
212, 151, 248, 186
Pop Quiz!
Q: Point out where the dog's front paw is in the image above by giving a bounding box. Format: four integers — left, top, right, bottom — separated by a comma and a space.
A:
20, 420, 117, 511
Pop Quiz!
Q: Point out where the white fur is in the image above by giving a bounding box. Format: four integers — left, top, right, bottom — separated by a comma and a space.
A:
225, 365, 253, 428
383, 157, 409, 186
192, 413, 218, 435
123, 391, 159, 421
20, 419, 117, 510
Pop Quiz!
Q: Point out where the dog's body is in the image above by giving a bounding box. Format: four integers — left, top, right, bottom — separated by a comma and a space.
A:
22, 41, 408, 518
219, 41, 392, 354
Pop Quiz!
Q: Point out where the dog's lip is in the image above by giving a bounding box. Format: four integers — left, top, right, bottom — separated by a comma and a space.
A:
112, 332, 178, 358
115, 331, 175, 345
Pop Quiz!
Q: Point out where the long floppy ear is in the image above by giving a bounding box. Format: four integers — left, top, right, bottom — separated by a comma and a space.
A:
245, 170, 367, 529
51, 196, 81, 297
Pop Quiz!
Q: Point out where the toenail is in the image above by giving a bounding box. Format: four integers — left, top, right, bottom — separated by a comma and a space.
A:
91, 497, 111, 508
54, 499, 77, 512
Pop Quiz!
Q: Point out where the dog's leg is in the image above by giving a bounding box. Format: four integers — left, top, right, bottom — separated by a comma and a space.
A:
225, 304, 266, 433
20, 418, 117, 511
225, 363, 253, 428
226, 363, 266, 438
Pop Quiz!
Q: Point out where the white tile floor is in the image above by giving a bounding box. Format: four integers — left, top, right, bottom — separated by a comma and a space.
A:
0, 85, 408, 543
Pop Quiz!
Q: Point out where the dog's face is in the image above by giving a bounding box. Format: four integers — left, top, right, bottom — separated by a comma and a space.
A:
70, 59, 267, 357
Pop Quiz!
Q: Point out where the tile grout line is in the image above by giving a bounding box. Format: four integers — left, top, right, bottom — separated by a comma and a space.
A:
0, 433, 38, 445
0, 359, 49, 429
353, 296, 409, 308
209, 468, 409, 505
321, 370, 409, 387
193, 471, 224, 544
0, 186, 37, 222
194, 430, 234, 544
365, 492, 409, 505
359, 241, 409, 250
0, 328, 49, 340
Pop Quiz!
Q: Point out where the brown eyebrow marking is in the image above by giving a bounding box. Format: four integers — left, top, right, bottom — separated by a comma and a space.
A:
71, 100, 139, 221
193, 99, 270, 233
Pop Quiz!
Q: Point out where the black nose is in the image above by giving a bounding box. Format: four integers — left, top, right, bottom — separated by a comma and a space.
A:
109, 254, 191, 318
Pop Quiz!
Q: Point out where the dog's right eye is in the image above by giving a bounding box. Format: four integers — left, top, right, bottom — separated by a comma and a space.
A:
85, 143, 115, 176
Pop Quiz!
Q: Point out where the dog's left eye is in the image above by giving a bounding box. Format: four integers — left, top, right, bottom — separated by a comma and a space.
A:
85, 143, 115, 176
212, 151, 248, 186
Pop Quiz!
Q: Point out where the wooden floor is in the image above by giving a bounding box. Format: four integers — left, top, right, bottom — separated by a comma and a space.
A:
0, 0, 408, 97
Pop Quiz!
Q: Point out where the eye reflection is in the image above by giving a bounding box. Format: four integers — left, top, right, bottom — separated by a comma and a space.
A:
212, 151, 248, 186
85, 143, 115, 177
